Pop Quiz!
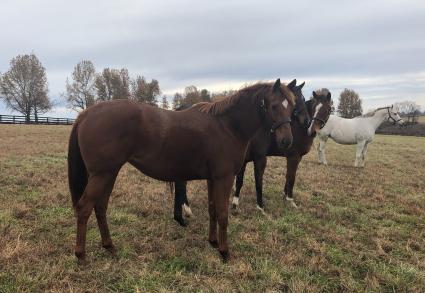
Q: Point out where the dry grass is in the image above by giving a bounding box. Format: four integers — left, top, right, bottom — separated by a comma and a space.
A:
0, 124, 424, 292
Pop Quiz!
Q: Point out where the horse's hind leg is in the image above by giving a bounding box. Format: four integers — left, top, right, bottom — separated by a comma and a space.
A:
355, 141, 366, 167
253, 157, 267, 211
360, 141, 370, 167
232, 161, 247, 209
94, 173, 118, 253
75, 172, 117, 261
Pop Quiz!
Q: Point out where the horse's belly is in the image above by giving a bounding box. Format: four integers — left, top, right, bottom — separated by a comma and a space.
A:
330, 127, 357, 144
129, 154, 209, 181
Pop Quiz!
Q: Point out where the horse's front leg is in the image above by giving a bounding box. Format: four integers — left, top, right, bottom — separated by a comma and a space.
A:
209, 175, 234, 261
284, 155, 301, 208
253, 157, 267, 212
317, 136, 328, 165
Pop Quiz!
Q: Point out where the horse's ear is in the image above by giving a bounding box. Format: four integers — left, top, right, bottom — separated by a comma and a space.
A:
299, 81, 305, 89
287, 79, 296, 91
312, 91, 318, 99
273, 78, 281, 93
326, 92, 331, 101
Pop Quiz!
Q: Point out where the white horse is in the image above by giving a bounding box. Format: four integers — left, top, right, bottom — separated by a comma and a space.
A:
317, 106, 404, 167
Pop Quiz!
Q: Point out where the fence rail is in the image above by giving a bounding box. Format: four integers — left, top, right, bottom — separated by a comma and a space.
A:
0, 114, 75, 125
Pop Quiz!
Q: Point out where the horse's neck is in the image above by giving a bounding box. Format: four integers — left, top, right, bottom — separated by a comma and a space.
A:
222, 100, 263, 142
368, 110, 388, 130
305, 100, 315, 117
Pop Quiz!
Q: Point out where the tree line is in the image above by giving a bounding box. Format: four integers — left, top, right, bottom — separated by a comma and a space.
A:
0, 53, 422, 122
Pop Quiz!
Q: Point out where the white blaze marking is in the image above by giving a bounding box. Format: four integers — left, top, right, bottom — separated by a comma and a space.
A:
308, 103, 323, 135
282, 99, 288, 108
232, 196, 239, 206
314, 103, 323, 119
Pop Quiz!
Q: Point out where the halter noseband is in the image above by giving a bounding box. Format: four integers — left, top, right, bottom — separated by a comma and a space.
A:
312, 117, 328, 129
387, 107, 402, 124
271, 119, 292, 132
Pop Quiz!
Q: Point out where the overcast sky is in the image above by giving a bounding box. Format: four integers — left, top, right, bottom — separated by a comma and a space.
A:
1, 0, 424, 117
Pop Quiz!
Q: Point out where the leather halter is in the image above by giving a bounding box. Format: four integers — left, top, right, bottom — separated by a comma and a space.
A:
387, 107, 402, 124
259, 99, 292, 133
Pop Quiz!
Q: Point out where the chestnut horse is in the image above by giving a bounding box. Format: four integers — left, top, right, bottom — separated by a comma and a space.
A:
172, 85, 332, 225
68, 79, 295, 261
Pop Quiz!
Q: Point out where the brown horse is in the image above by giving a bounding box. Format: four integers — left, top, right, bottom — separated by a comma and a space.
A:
68, 79, 295, 261
232, 87, 332, 210
172, 85, 332, 225
171, 79, 311, 226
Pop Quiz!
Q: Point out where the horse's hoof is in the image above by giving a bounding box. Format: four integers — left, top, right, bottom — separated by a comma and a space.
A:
208, 239, 218, 248
102, 243, 117, 255
174, 216, 187, 227
75, 250, 87, 264
219, 250, 230, 262
256, 205, 266, 215
231, 197, 239, 210
285, 197, 298, 208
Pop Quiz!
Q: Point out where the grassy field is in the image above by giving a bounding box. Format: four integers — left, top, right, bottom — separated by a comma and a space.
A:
1, 124, 424, 292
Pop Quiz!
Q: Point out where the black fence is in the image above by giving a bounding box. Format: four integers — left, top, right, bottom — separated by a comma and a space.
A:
0, 114, 75, 125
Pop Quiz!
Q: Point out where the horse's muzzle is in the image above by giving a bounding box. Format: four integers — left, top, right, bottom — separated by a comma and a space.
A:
278, 138, 292, 150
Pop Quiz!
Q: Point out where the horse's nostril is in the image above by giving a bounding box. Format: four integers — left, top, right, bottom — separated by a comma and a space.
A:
281, 139, 292, 149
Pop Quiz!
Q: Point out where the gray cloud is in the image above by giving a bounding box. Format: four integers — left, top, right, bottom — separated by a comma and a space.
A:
1, 0, 425, 117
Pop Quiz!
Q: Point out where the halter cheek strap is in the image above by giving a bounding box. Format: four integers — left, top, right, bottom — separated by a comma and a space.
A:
259, 99, 292, 133
387, 108, 402, 124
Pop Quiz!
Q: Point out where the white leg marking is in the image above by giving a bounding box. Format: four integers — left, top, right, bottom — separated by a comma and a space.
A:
232, 196, 239, 206
285, 197, 299, 208
182, 203, 193, 218
256, 205, 266, 215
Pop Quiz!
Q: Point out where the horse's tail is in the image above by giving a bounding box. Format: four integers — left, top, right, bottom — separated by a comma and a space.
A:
68, 121, 87, 209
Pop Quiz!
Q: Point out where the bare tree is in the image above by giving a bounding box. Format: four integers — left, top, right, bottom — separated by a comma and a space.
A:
172, 92, 183, 109
0, 53, 50, 122
211, 89, 236, 102
200, 88, 211, 102
131, 76, 161, 106
95, 68, 130, 101
65, 60, 96, 111
394, 101, 421, 123
184, 85, 201, 105
337, 88, 362, 118
161, 95, 169, 109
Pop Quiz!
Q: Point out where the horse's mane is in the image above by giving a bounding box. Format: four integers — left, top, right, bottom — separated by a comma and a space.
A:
359, 106, 390, 118
195, 82, 294, 116
314, 88, 331, 96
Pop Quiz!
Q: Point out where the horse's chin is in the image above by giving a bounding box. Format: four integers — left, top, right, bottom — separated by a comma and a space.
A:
308, 124, 320, 137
